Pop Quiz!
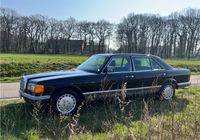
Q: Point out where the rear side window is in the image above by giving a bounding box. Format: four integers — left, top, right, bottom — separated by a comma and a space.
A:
150, 58, 163, 70
133, 57, 151, 71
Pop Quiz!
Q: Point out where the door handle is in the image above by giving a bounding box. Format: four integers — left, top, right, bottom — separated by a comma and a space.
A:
125, 75, 135, 78
163, 73, 166, 76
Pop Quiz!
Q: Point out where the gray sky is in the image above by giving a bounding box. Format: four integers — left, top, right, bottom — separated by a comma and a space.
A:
1, 0, 200, 23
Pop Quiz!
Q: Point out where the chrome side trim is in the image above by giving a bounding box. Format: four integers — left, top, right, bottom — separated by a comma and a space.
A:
20, 90, 50, 100
83, 86, 161, 95
177, 81, 191, 88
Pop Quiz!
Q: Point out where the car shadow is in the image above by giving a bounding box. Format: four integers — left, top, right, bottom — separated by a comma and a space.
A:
0, 96, 189, 137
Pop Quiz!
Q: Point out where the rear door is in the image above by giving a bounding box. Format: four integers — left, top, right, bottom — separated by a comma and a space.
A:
127, 56, 165, 95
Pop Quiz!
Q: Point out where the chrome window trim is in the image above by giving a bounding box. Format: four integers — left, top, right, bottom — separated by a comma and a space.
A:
83, 85, 161, 95
132, 69, 163, 73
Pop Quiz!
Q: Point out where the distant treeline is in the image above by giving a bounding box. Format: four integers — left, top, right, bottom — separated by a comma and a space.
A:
0, 7, 200, 58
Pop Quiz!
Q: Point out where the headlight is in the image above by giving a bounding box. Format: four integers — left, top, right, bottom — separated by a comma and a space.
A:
27, 83, 35, 92
28, 83, 44, 94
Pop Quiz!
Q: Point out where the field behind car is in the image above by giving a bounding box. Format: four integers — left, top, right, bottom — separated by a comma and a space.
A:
0, 86, 200, 139
0, 53, 200, 82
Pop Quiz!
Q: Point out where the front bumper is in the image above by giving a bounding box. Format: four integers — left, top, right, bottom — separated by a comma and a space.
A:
177, 81, 191, 89
19, 90, 50, 101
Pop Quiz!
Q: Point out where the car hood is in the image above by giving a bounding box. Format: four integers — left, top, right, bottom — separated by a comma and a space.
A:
23, 69, 94, 82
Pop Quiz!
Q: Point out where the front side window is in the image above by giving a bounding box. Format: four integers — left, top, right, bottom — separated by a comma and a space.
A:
133, 57, 151, 71
106, 56, 131, 72
77, 55, 109, 73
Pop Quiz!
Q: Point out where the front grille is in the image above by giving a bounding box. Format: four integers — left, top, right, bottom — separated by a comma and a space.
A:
20, 77, 27, 91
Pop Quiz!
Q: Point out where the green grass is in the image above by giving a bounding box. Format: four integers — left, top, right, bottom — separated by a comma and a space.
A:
165, 59, 200, 73
0, 53, 200, 82
0, 53, 199, 66
1, 86, 200, 139
0, 53, 87, 64
165, 59, 200, 66
0, 76, 20, 82
0, 54, 88, 81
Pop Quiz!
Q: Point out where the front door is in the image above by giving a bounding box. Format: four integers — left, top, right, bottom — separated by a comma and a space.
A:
99, 55, 133, 95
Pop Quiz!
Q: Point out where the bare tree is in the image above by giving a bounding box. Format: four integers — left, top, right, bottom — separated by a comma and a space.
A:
77, 21, 90, 54
60, 17, 77, 53
0, 8, 18, 52
0, 7, 199, 57
95, 20, 113, 53
116, 8, 200, 58
88, 22, 97, 54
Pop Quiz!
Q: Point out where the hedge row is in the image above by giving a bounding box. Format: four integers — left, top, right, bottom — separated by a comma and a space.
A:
0, 62, 79, 77
170, 64, 200, 73
0, 63, 199, 77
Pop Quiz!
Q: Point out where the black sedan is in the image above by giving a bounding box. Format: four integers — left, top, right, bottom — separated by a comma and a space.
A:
19, 54, 191, 114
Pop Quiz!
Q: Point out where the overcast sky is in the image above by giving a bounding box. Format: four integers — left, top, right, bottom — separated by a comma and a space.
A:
1, 0, 200, 23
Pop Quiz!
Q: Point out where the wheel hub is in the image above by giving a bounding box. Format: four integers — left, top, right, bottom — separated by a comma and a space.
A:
56, 94, 76, 114
162, 85, 173, 100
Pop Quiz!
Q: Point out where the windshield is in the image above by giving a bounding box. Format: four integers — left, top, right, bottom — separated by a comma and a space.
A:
77, 55, 109, 73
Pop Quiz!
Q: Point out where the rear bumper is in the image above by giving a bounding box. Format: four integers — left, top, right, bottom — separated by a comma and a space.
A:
177, 81, 191, 89
19, 90, 50, 101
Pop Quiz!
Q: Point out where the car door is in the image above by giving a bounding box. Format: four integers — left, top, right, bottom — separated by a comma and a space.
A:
99, 55, 133, 95
127, 56, 165, 95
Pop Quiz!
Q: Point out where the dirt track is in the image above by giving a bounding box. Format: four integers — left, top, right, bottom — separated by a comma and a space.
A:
0, 75, 200, 99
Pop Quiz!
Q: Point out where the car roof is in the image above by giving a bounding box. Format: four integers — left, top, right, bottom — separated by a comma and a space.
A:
95, 53, 153, 57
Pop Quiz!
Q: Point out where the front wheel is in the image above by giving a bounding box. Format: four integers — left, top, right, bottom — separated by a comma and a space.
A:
51, 89, 82, 115
159, 84, 175, 100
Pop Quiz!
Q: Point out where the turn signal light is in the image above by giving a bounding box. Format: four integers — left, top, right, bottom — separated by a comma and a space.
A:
34, 84, 44, 94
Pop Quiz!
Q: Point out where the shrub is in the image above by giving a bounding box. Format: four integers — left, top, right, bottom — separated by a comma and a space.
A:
0, 62, 78, 77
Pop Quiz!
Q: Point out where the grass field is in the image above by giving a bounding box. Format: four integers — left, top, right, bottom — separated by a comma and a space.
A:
165, 59, 200, 66
0, 86, 200, 139
0, 53, 87, 64
0, 53, 200, 82
165, 59, 200, 73
0, 54, 87, 82
1, 53, 199, 65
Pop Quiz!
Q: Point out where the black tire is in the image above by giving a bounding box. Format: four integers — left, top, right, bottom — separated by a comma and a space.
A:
158, 83, 175, 100
23, 97, 30, 103
51, 89, 82, 115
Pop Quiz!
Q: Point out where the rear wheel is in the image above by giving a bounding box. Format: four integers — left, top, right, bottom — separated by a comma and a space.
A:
51, 89, 82, 115
159, 84, 175, 100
